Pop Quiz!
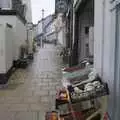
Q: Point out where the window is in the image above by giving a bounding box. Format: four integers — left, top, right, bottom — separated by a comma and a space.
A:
85, 26, 89, 35
85, 43, 89, 57
0, 0, 11, 9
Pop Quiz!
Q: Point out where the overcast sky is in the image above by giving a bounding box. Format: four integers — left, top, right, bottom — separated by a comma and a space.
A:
31, 0, 55, 24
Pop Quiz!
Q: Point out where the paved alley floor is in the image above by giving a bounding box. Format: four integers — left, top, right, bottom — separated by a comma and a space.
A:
0, 44, 63, 120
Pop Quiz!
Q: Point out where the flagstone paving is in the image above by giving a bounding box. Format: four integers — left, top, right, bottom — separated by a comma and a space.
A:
0, 44, 63, 120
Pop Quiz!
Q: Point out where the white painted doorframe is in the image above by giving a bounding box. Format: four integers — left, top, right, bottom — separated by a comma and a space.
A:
110, 1, 120, 119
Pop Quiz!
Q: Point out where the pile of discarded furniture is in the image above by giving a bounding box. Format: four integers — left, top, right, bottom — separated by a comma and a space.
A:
54, 63, 109, 120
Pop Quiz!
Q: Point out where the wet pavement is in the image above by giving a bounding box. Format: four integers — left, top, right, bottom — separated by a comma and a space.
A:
0, 44, 63, 120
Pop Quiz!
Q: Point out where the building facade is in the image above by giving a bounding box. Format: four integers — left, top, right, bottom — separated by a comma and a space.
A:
0, 0, 32, 84
65, 0, 74, 66
72, 0, 94, 65
54, 13, 66, 46
67, 0, 120, 119
54, 0, 120, 119
45, 18, 56, 43
94, 0, 120, 119
35, 15, 54, 45
33, 24, 37, 40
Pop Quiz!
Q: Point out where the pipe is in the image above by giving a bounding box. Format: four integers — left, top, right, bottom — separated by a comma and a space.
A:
101, 0, 106, 77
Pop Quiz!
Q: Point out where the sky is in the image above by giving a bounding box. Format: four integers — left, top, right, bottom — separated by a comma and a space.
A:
31, 0, 55, 24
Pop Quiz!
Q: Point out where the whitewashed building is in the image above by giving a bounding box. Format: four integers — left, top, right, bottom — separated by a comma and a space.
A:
0, 0, 32, 84
33, 24, 38, 39
70, 0, 120, 119
94, 0, 120, 119
72, 0, 94, 64
54, 13, 66, 47
73, 0, 120, 119
35, 15, 54, 43
45, 19, 56, 43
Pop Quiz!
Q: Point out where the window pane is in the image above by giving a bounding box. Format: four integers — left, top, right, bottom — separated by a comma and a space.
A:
0, 0, 11, 9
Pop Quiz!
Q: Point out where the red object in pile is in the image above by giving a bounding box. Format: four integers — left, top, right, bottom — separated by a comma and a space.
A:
104, 112, 109, 120
56, 88, 68, 101
45, 112, 58, 120
72, 112, 85, 120
63, 66, 81, 72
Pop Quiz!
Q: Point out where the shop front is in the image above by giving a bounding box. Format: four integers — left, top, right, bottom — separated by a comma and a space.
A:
72, 0, 94, 65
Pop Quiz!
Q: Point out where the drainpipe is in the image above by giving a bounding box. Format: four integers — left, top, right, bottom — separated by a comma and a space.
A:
101, 0, 106, 77
72, 8, 75, 49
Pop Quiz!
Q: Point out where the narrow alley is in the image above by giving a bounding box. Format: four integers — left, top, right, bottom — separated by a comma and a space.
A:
0, 44, 63, 120
0, 0, 117, 119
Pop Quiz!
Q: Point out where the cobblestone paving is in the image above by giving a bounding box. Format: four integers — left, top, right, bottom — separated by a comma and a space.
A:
0, 44, 63, 120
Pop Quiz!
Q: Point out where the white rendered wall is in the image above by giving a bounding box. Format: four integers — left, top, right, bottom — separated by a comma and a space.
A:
0, 24, 13, 73
15, 17, 27, 59
37, 21, 42, 35
5, 24, 13, 72
0, 25, 6, 73
94, 0, 112, 82
58, 27, 66, 47
94, 0, 115, 118
0, 16, 27, 60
